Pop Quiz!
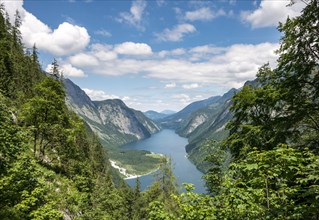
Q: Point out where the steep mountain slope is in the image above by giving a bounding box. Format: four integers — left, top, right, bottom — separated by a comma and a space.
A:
144, 110, 168, 121
180, 88, 237, 145
64, 78, 160, 146
163, 88, 238, 172
160, 95, 222, 129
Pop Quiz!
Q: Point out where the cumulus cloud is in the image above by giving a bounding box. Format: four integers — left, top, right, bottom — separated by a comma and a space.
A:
45, 63, 86, 77
3, 0, 90, 56
241, 0, 305, 28
66, 42, 154, 75
185, 7, 225, 21
60, 64, 86, 77
69, 53, 99, 67
91, 44, 118, 61
82, 88, 120, 101
117, 0, 147, 30
155, 23, 196, 42
190, 45, 225, 54
64, 41, 278, 90
114, 42, 153, 55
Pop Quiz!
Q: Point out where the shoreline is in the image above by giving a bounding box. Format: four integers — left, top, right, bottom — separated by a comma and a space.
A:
109, 159, 160, 180
124, 167, 159, 180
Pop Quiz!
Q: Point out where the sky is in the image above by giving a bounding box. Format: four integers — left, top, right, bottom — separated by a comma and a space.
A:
2, 0, 305, 112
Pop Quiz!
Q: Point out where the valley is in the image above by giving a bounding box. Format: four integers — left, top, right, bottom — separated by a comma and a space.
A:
1, 1, 318, 218
64, 78, 166, 177
64, 76, 238, 182
124, 129, 206, 194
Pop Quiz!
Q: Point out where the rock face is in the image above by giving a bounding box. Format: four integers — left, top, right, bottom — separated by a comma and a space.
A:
160, 88, 238, 153
159, 95, 222, 129
64, 78, 160, 146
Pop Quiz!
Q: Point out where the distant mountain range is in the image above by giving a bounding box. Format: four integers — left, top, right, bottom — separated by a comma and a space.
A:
160, 110, 176, 115
64, 78, 160, 147
152, 87, 239, 172
161, 88, 237, 144
144, 110, 175, 121
64, 77, 248, 173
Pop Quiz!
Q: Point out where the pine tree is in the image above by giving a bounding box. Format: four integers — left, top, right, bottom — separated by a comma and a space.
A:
50, 59, 60, 79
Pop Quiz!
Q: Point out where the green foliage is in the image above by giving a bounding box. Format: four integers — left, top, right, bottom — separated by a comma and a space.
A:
154, 158, 178, 200
0, 94, 23, 172
0, 5, 132, 219
225, 0, 319, 156
1, 1, 318, 219
172, 184, 216, 220
109, 148, 163, 175
148, 184, 216, 220
204, 1, 319, 219
20, 77, 66, 160
210, 146, 319, 219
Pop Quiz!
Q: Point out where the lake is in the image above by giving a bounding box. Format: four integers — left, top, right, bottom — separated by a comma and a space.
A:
122, 129, 207, 194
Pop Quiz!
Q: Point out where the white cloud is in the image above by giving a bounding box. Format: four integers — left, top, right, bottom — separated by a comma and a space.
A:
95, 29, 112, 37
155, 23, 196, 42
69, 53, 99, 67
190, 45, 223, 54
64, 42, 278, 89
45, 63, 86, 77
95, 50, 118, 61
171, 94, 192, 105
3, 0, 90, 56
117, 0, 147, 30
45, 64, 54, 74
182, 83, 200, 89
2, 0, 25, 24
171, 48, 186, 55
185, 7, 225, 21
241, 0, 305, 28
114, 42, 153, 55
91, 43, 118, 60
158, 48, 186, 58
165, 82, 176, 89
189, 45, 227, 61
60, 64, 86, 77
82, 88, 120, 101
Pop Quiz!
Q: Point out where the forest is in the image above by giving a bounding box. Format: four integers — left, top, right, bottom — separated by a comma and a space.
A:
0, 0, 318, 219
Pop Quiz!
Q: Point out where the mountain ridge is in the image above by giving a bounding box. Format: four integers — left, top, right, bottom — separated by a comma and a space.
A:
64, 78, 160, 146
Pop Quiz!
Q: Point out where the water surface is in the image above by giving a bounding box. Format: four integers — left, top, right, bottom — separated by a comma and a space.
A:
123, 129, 206, 194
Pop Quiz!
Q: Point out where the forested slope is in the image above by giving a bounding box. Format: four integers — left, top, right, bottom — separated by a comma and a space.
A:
0, 5, 176, 219
1, 1, 318, 219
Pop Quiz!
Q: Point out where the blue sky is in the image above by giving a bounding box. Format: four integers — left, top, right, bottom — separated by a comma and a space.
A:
3, 0, 305, 111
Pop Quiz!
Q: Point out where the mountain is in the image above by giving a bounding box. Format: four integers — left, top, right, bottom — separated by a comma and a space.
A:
163, 88, 238, 172
144, 110, 176, 121
159, 88, 237, 146
180, 88, 237, 145
64, 78, 160, 146
144, 110, 169, 121
161, 110, 176, 115
159, 95, 222, 129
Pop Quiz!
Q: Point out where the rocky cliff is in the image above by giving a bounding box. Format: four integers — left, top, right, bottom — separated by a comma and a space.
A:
64, 78, 160, 146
